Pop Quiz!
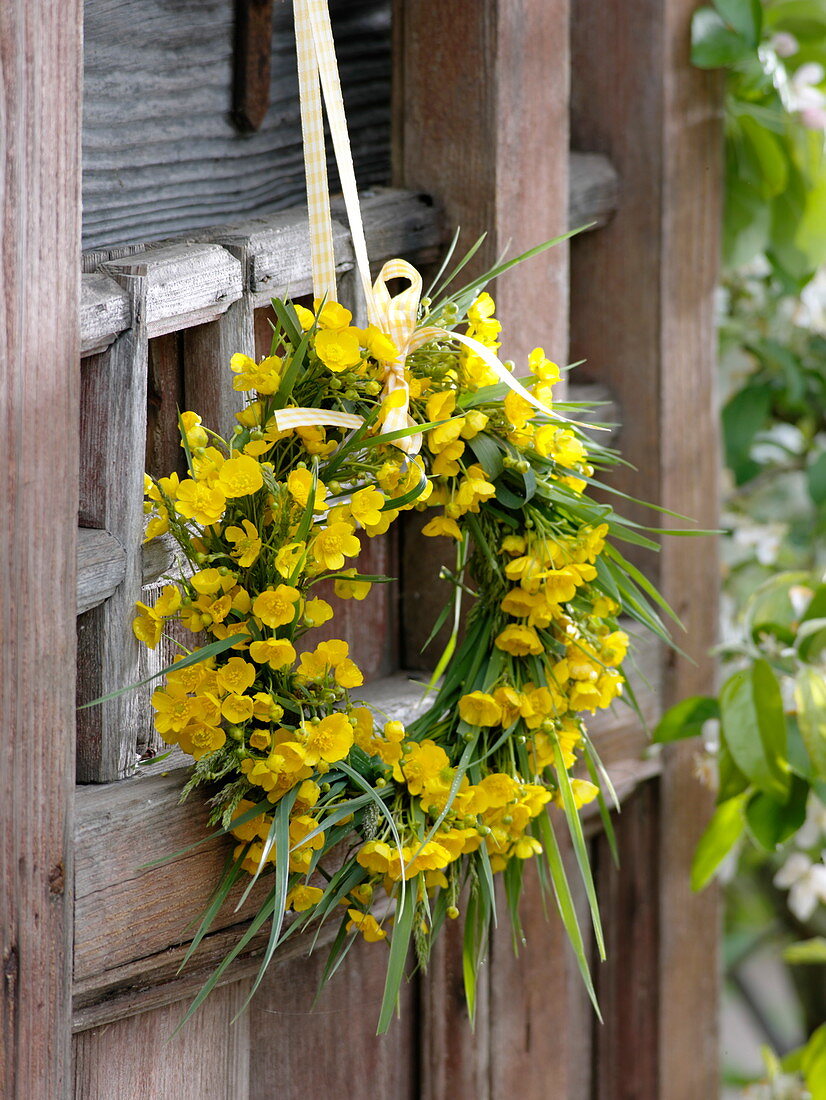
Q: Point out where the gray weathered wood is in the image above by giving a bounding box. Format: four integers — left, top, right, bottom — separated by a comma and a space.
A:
127, 242, 243, 339
569, 151, 621, 232
75, 531, 180, 618
1, 2, 82, 1096
76, 528, 126, 616
76, 268, 149, 783
82, 0, 393, 249
79, 170, 618, 356
80, 273, 130, 357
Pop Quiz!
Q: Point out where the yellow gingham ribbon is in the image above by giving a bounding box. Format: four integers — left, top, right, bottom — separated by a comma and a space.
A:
285, 0, 563, 453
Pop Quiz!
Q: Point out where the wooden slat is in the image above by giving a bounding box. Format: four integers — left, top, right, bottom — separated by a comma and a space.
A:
248, 942, 418, 1100
1, 1, 82, 1096
393, 1, 570, 364
73, 980, 251, 1099
592, 782, 661, 1098
569, 151, 621, 232
76, 268, 149, 783
80, 273, 130, 357
133, 242, 243, 339
82, 0, 394, 249
570, 0, 723, 1093
79, 168, 618, 358
76, 528, 126, 616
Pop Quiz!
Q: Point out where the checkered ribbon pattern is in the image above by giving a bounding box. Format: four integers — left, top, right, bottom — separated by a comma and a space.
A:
288, 0, 563, 454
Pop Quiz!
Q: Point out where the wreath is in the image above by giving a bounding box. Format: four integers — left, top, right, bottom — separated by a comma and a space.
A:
128, 0, 675, 1030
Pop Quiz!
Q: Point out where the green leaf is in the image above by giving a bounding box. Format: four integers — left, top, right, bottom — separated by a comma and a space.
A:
467, 431, 505, 479
744, 775, 808, 850
653, 695, 719, 743
723, 175, 772, 269
691, 793, 748, 890
377, 878, 418, 1034
718, 739, 750, 803
807, 451, 826, 505
719, 661, 790, 800
801, 1024, 826, 1097
796, 617, 826, 664
739, 115, 789, 198
795, 666, 826, 778
783, 938, 826, 966
692, 7, 754, 67
713, 0, 762, 44
721, 381, 773, 484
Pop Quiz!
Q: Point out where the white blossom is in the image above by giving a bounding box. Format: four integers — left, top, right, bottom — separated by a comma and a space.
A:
796, 794, 826, 849
774, 851, 826, 921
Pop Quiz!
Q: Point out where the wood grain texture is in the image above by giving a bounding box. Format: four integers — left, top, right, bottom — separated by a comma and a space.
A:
76, 269, 149, 783
0, 2, 81, 1096
592, 782, 661, 1099
73, 980, 251, 1100
248, 940, 418, 1100
76, 528, 127, 616
394, 0, 570, 364
82, 0, 393, 249
80, 272, 130, 357
232, 0, 275, 133
570, 0, 723, 1093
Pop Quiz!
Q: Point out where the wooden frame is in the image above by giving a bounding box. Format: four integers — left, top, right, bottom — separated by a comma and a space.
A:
1, 2, 83, 1096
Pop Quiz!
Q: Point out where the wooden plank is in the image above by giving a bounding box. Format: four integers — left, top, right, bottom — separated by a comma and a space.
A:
80, 272, 131, 357
248, 940, 418, 1100
394, 7, 617, 1092
570, 1, 723, 1093
136, 242, 243, 339
82, 0, 394, 250
76, 269, 149, 783
592, 782, 660, 1099
393, 0, 570, 364
73, 980, 251, 1099
76, 528, 126, 616
0, 1, 82, 1096
78, 176, 618, 356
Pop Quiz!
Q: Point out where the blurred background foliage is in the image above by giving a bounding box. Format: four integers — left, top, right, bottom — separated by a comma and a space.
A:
661, 1, 826, 1093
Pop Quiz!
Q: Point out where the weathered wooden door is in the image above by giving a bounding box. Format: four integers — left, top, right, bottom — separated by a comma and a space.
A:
2, 1, 722, 1096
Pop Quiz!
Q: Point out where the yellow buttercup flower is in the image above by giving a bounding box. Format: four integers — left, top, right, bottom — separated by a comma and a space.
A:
215, 455, 264, 499
179, 411, 208, 449
287, 468, 327, 512
309, 522, 361, 571
252, 584, 301, 628
494, 624, 544, 657
230, 353, 282, 395
350, 487, 385, 528
287, 885, 324, 913
175, 480, 226, 525
302, 597, 334, 626
249, 638, 297, 670
333, 569, 372, 601
346, 909, 387, 942
302, 713, 354, 765
458, 691, 503, 727
315, 328, 362, 372
315, 300, 352, 331
215, 656, 257, 695
225, 519, 262, 568
422, 514, 463, 541
274, 541, 306, 579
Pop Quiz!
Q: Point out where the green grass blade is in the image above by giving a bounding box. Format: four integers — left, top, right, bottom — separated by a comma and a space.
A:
553, 741, 605, 961
376, 877, 418, 1034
